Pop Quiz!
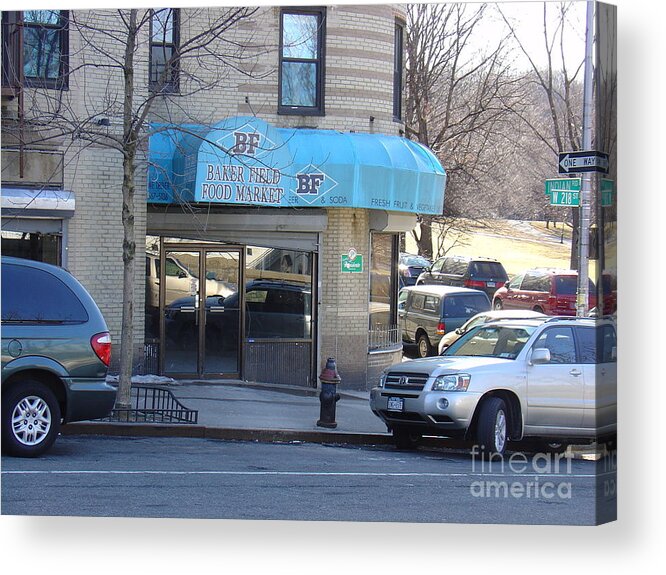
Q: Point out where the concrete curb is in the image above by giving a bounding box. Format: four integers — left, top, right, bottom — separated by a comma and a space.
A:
62, 423, 605, 459
62, 422, 394, 446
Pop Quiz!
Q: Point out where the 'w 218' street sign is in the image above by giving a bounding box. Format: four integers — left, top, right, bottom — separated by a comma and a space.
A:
558, 150, 609, 174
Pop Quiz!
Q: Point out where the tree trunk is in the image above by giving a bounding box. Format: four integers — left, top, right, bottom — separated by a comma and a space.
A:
415, 216, 434, 260
115, 10, 138, 410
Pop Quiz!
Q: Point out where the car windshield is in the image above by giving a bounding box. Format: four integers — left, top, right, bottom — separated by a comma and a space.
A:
401, 255, 430, 267
443, 325, 537, 359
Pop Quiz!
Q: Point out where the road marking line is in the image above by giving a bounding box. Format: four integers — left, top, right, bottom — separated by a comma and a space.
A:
1, 470, 611, 478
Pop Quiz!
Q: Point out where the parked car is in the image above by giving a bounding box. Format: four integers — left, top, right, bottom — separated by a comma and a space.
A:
1, 257, 117, 457
492, 268, 609, 316
399, 285, 491, 358
415, 255, 508, 300
437, 309, 547, 354
398, 252, 432, 288
370, 316, 617, 454
165, 279, 312, 346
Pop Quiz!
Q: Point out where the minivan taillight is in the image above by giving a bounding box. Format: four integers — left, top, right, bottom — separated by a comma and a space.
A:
465, 279, 486, 289
91, 332, 112, 367
437, 322, 446, 335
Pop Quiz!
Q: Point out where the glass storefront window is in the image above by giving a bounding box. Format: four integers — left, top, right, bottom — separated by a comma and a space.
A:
369, 233, 399, 349
245, 246, 313, 339
1, 231, 61, 265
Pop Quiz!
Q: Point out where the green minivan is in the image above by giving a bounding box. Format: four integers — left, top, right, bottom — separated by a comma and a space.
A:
399, 285, 491, 358
1, 257, 117, 457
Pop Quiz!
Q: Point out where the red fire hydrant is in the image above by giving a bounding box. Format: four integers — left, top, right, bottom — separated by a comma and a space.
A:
317, 357, 341, 428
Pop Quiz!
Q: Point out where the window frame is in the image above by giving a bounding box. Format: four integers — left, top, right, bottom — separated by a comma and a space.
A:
278, 6, 326, 116
19, 10, 69, 89
393, 19, 404, 121
149, 7, 180, 94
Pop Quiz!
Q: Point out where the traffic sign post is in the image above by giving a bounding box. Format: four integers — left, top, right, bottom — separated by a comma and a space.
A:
558, 150, 609, 174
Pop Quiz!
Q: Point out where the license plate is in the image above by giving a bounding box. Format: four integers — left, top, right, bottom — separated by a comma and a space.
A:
387, 397, 404, 412
487, 282, 496, 288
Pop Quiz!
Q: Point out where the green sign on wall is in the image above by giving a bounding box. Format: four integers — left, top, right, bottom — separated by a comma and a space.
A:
341, 249, 363, 273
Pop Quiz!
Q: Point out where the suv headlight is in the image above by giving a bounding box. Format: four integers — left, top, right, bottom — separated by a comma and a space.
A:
378, 372, 387, 388
432, 374, 471, 392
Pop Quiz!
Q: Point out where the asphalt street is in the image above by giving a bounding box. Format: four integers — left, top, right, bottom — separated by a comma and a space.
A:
1, 435, 616, 525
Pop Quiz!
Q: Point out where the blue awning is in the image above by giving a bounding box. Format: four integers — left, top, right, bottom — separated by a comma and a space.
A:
148, 117, 446, 215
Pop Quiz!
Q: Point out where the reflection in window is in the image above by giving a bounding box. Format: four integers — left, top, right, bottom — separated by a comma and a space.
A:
369, 233, 399, 349
393, 20, 404, 120
279, 8, 325, 114
20, 10, 68, 88
245, 247, 313, 339
150, 8, 179, 92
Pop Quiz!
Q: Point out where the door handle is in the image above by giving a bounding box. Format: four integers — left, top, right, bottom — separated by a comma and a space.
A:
569, 369, 582, 377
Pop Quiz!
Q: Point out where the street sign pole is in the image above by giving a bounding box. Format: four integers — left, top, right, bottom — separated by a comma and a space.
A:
577, 1, 595, 318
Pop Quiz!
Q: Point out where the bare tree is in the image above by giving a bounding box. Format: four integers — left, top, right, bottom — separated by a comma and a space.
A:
405, 2, 523, 259
498, 2, 585, 268
4, 7, 263, 409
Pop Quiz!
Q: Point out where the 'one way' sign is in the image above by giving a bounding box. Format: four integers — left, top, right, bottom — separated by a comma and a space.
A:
558, 150, 609, 174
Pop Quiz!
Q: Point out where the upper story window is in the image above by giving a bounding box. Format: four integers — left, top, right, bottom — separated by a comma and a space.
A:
150, 8, 179, 93
279, 7, 325, 116
393, 20, 404, 121
1, 10, 69, 90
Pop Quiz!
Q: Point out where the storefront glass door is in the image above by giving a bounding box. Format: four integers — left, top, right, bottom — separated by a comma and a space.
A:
161, 246, 242, 377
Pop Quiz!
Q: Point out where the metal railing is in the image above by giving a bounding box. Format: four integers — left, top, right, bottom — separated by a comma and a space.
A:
104, 384, 198, 424
368, 324, 400, 351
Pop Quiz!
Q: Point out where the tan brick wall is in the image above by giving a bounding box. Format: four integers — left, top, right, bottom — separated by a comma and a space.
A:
319, 208, 372, 389
4, 5, 406, 378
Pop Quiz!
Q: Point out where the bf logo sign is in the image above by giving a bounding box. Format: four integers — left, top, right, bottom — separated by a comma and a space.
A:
296, 173, 325, 195
232, 131, 261, 155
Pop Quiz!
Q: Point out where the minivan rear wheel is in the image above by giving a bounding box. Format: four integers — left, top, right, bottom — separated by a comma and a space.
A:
416, 333, 432, 358
1, 381, 61, 457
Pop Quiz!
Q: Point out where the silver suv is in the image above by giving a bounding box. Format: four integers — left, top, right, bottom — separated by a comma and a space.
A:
369, 317, 616, 454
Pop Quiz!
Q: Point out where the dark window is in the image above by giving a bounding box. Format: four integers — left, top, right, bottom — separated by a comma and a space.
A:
412, 293, 426, 311
576, 325, 617, 364
150, 8, 179, 92
508, 274, 523, 289
554, 275, 595, 295
534, 327, 577, 364
443, 294, 490, 318
393, 20, 404, 120
430, 258, 445, 273
470, 261, 507, 280
521, 272, 546, 292
1, 231, 61, 266
279, 7, 325, 115
2, 10, 69, 89
1, 263, 88, 323
441, 257, 468, 275
423, 295, 439, 312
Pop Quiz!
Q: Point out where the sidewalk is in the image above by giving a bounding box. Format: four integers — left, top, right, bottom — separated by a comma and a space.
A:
64, 379, 395, 446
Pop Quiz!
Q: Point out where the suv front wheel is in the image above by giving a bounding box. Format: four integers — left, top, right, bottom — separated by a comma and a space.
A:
476, 397, 508, 455
392, 426, 422, 450
1, 380, 62, 458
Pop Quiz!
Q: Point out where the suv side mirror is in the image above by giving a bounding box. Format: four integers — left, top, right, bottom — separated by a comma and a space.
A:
530, 348, 551, 365
178, 271, 188, 279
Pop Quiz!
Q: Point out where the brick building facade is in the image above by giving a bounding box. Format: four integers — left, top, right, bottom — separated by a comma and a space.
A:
2, 5, 446, 391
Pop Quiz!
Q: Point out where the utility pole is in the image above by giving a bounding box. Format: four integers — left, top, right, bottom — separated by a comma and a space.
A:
576, 1, 595, 318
